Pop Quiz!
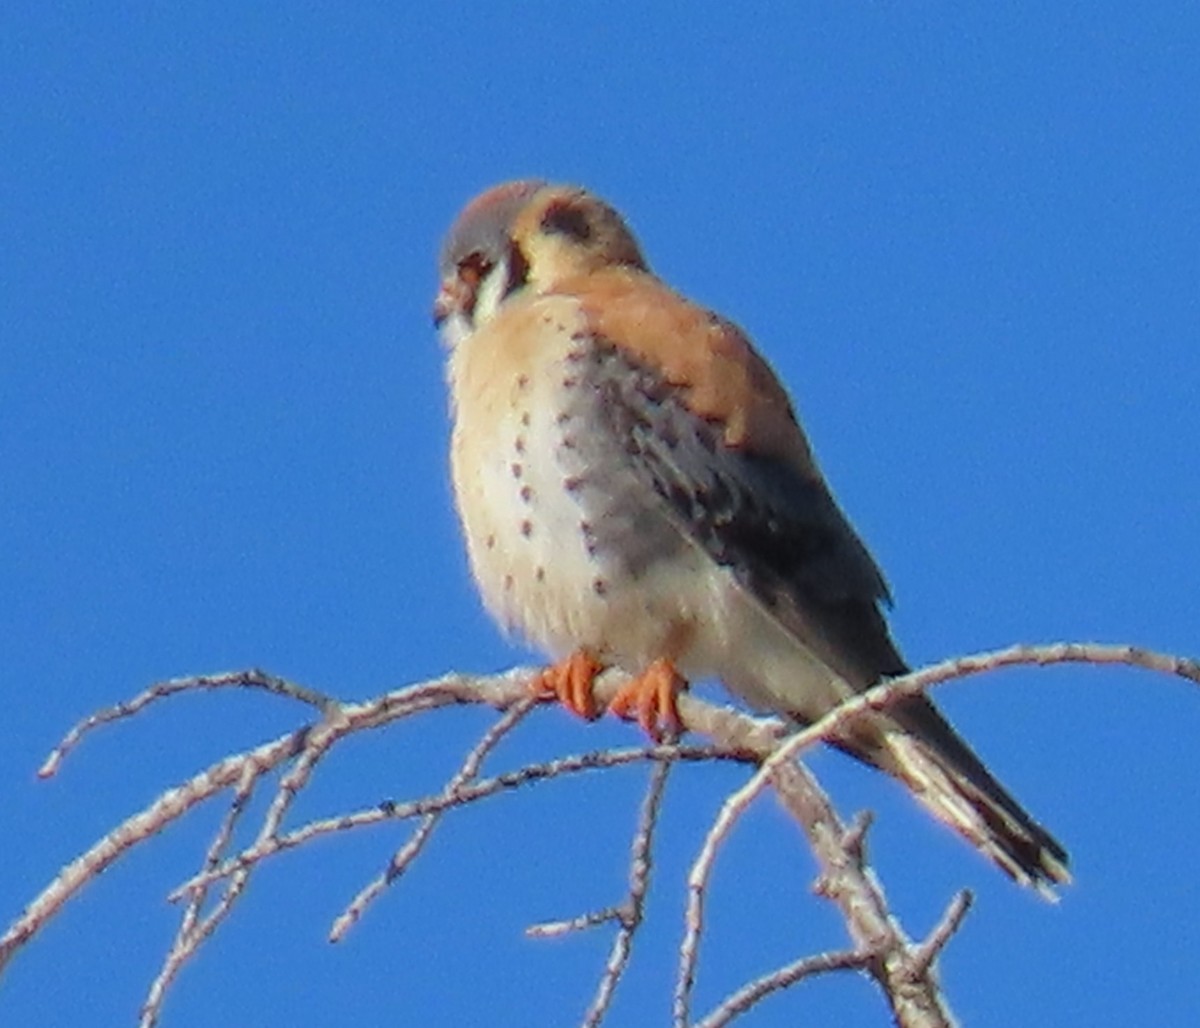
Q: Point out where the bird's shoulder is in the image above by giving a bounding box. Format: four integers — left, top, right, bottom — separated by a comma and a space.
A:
552, 267, 819, 477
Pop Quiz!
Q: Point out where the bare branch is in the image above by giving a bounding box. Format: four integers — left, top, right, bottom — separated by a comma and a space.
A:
330, 695, 539, 941
678, 750, 958, 1027
523, 756, 673, 1026
0, 727, 308, 975
526, 906, 627, 938
173, 743, 729, 902
693, 948, 871, 1028
580, 755, 672, 1027
141, 761, 264, 1027
38, 669, 337, 778
6, 641, 1195, 1023
674, 638, 1200, 1023
908, 891, 974, 981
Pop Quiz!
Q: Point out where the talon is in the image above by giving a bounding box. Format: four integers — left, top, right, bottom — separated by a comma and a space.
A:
608, 658, 686, 741
530, 650, 604, 721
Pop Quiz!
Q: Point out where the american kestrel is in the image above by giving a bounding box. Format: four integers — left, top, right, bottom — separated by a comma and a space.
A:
433, 179, 1069, 892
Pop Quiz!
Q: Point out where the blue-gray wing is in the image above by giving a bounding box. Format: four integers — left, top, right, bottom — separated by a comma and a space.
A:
575, 331, 1070, 888
581, 336, 907, 689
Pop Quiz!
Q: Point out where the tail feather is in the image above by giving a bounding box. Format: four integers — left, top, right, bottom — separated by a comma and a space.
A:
883, 699, 1070, 896
719, 601, 1069, 892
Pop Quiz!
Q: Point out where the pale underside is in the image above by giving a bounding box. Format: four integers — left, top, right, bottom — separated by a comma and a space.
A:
449, 292, 858, 725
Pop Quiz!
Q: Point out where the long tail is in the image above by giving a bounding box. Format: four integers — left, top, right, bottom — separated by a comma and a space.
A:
877, 695, 1070, 897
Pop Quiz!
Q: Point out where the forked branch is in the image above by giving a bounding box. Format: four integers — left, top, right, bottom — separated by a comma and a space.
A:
2, 643, 1195, 1026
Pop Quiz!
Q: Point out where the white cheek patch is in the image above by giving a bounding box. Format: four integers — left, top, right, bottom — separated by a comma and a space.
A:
437, 259, 515, 352
472, 259, 514, 327
439, 313, 474, 351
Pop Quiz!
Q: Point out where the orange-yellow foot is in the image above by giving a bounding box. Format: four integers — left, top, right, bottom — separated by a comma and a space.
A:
530, 649, 605, 721
608, 658, 686, 741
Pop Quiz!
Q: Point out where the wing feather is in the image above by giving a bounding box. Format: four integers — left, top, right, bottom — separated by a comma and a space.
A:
578, 326, 906, 689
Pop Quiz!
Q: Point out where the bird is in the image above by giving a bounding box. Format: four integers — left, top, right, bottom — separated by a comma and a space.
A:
432, 178, 1069, 894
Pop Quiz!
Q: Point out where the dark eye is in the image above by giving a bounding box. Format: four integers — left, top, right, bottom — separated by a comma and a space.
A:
540, 201, 592, 242
457, 251, 492, 286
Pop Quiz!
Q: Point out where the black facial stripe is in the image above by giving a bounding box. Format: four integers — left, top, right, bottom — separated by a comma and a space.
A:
540, 201, 592, 242
503, 241, 530, 299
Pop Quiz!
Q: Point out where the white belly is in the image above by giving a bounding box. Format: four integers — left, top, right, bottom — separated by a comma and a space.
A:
447, 296, 723, 668
446, 294, 850, 721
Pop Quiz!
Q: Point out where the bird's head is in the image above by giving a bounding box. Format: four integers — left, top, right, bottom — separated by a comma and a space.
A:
433, 180, 647, 346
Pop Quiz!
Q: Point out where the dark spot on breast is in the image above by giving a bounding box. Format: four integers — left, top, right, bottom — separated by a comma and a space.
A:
516, 373, 529, 390
520, 412, 531, 427
561, 376, 578, 389
580, 519, 598, 556
511, 462, 523, 478
503, 574, 514, 591
535, 567, 546, 583
485, 534, 496, 550
519, 485, 533, 503
520, 519, 533, 538
592, 577, 607, 597
514, 436, 526, 454
563, 475, 583, 492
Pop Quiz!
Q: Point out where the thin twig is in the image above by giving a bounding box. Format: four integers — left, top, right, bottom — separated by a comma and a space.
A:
908, 890, 974, 980
527, 907, 627, 938
38, 670, 336, 778
175, 743, 728, 900
764, 760, 956, 1027
675, 640, 1200, 1024
580, 754, 673, 1027
693, 948, 870, 1028
7, 642, 1195, 1024
329, 696, 538, 941
141, 761, 264, 1027
1, 727, 308, 974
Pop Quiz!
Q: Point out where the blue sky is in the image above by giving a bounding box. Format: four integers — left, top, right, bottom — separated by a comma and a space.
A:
2, 4, 1198, 1025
